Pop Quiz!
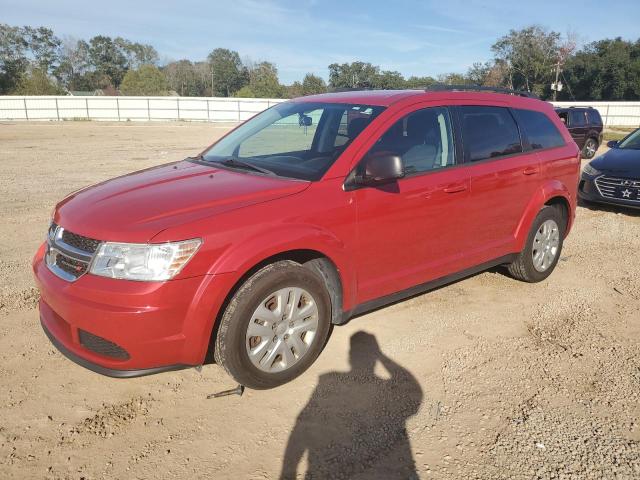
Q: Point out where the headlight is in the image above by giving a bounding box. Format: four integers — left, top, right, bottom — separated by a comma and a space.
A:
583, 163, 601, 176
90, 239, 201, 281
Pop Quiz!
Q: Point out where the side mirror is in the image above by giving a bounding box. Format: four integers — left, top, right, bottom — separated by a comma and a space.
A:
607, 140, 618, 148
300, 115, 312, 127
358, 152, 405, 186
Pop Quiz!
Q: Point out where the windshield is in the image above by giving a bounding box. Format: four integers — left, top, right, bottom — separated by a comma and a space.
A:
200, 102, 385, 181
618, 129, 640, 150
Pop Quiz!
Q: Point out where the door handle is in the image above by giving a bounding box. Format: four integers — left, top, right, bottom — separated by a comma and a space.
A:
443, 183, 467, 194
523, 167, 539, 175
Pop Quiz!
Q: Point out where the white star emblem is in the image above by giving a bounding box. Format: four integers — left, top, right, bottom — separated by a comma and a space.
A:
621, 189, 632, 198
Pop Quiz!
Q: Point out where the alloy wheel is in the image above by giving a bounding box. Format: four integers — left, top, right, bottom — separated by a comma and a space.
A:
532, 219, 560, 272
245, 287, 319, 373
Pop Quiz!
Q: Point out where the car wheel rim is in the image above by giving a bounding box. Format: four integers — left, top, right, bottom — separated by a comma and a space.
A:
586, 140, 596, 157
245, 287, 319, 373
532, 219, 560, 273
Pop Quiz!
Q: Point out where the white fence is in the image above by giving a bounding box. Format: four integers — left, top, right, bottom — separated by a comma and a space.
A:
0, 96, 285, 122
0, 96, 639, 127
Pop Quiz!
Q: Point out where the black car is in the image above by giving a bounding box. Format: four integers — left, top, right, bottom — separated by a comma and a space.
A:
555, 107, 603, 159
579, 128, 640, 209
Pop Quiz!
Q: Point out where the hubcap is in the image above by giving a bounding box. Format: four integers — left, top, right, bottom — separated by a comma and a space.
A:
532, 219, 560, 272
245, 287, 319, 373
585, 140, 596, 157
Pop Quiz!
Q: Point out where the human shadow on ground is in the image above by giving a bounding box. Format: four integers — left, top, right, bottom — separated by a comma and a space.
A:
280, 331, 423, 479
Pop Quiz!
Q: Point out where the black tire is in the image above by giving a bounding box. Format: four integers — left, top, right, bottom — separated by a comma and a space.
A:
507, 205, 566, 283
214, 260, 332, 389
582, 137, 598, 159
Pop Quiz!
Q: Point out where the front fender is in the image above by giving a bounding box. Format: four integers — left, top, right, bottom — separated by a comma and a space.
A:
183, 224, 356, 363
514, 180, 574, 251
211, 223, 354, 303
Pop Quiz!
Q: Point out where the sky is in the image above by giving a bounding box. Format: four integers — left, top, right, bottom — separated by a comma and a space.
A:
2, 0, 639, 84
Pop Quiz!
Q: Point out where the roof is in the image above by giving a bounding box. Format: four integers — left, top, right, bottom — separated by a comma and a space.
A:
294, 88, 546, 108
295, 90, 422, 106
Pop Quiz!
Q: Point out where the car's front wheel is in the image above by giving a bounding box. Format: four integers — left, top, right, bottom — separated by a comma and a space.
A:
214, 260, 332, 389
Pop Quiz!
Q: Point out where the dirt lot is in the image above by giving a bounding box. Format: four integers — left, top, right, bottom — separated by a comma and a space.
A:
1, 122, 639, 480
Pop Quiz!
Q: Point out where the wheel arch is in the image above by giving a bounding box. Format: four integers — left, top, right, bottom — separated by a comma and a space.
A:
514, 182, 574, 251
544, 195, 570, 232
203, 248, 345, 364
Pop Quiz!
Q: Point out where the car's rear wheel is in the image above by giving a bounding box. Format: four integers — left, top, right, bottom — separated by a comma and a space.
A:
507, 205, 565, 283
582, 138, 598, 159
214, 260, 332, 389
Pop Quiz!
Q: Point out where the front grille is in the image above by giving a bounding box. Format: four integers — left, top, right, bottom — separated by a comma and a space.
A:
45, 224, 101, 281
61, 230, 100, 254
56, 254, 89, 276
595, 176, 640, 202
79, 329, 130, 360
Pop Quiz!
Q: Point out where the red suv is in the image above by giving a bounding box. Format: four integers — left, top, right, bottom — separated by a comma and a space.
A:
33, 87, 580, 389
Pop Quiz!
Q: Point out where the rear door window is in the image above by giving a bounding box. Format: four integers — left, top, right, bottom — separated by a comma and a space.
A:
370, 106, 455, 174
459, 106, 523, 162
513, 109, 566, 151
569, 110, 586, 127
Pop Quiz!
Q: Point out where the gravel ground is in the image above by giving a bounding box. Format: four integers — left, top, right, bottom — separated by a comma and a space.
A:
0, 121, 638, 479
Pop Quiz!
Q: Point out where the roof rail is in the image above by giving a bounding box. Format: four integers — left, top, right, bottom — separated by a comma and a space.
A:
425, 84, 540, 99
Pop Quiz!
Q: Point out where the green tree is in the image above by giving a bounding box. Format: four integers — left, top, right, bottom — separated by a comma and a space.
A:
301, 73, 327, 95
163, 59, 208, 96
0, 24, 29, 93
286, 81, 304, 98
115, 37, 158, 68
23, 26, 61, 72
234, 85, 256, 97
328, 61, 380, 89
207, 48, 247, 96
404, 75, 437, 89
465, 62, 494, 85
12, 67, 64, 95
374, 70, 405, 89
561, 38, 640, 100
492, 25, 561, 95
244, 61, 284, 97
120, 64, 168, 95
437, 72, 467, 85
1, 24, 63, 93
87, 35, 128, 87
54, 38, 90, 91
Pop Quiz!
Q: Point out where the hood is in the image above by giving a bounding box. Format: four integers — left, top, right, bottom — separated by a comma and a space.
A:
55, 161, 310, 243
591, 148, 640, 177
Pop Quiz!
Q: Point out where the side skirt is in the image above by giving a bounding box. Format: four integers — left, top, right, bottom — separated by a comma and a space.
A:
338, 254, 518, 324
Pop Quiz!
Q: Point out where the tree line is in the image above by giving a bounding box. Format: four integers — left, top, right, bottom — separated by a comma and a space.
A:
1, 23, 639, 100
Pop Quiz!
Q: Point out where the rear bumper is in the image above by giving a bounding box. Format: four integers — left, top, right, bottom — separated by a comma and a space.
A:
578, 174, 640, 210
32, 242, 236, 376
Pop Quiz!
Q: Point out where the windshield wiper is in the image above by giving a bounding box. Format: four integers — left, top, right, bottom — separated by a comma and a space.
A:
217, 157, 276, 176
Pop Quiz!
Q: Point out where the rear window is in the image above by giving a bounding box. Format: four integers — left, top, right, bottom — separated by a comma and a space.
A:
587, 109, 602, 126
460, 106, 523, 162
514, 109, 565, 151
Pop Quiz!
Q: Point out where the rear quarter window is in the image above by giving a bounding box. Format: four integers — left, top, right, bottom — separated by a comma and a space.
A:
587, 109, 602, 126
513, 109, 566, 151
460, 106, 523, 162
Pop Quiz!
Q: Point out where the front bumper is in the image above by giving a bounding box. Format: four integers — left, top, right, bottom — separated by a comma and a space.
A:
578, 173, 640, 210
32, 243, 235, 377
